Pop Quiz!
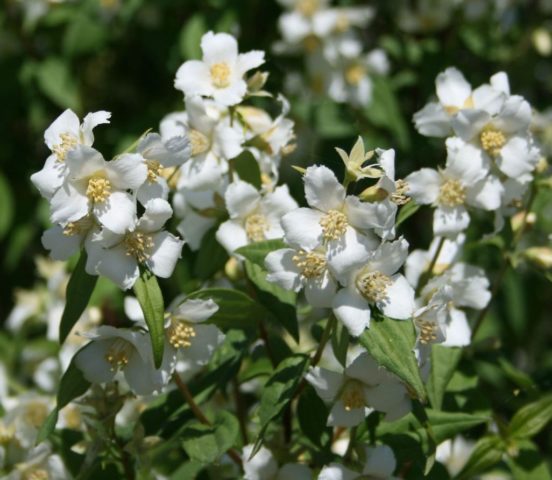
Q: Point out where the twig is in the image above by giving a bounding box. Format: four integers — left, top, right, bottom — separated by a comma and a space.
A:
415, 236, 445, 296
232, 377, 249, 445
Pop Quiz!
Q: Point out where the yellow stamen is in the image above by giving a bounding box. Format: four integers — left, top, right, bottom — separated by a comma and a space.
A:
438, 179, 465, 207
292, 250, 326, 278
210, 62, 231, 88
146, 160, 162, 183
167, 316, 196, 348
391, 179, 410, 205
23, 469, 49, 480
24, 401, 49, 428
86, 176, 111, 203
63, 215, 93, 237
105, 338, 133, 372
52, 132, 78, 162
417, 319, 438, 344
123, 232, 154, 264
297, 0, 319, 16
480, 127, 506, 157
341, 380, 365, 411
320, 210, 348, 241
344, 64, 365, 86
356, 270, 392, 303
189, 129, 210, 156
245, 214, 269, 242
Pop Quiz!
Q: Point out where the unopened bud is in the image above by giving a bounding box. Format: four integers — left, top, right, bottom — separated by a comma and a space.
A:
510, 211, 536, 233
523, 247, 552, 269
292, 165, 307, 175
247, 71, 269, 92
225, 257, 243, 281
532, 28, 552, 56
359, 185, 388, 202
536, 156, 549, 174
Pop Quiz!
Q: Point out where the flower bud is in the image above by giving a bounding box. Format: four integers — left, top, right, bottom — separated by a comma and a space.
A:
523, 247, 552, 269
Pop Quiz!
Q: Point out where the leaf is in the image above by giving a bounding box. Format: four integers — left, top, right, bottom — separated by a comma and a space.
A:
181, 411, 239, 464
59, 250, 98, 343
316, 101, 354, 138
253, 355, 309, 455
193, 227, 229, 280
133, 269, 165, 368
36, 409, 59, 444
508, 394, 552, 440
231, 150, 262, 189
36, 58, 80, 110
396, 201, 420, 228
0, 172, 14, 240
427, 346, 462, 410
359, 315, 427, 402
63, 14, 107, 57
456, 435, 504, 480
186, 288, 265, 330
331, 320, 349, 368
297, 385, 330, 447
498, 357, 538, 393
179, 14, 207, 60
507, 440, 552, 480
236, 239, 287, 266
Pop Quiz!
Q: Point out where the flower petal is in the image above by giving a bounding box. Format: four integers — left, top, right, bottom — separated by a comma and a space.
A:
304, 165, 345, 211
201, 31, 238, 64
281, 208, 323, 251
95, 244, 140, 290
174, 61, 212, 97
108, 153, 148, 190
433, 206, 469, 238
42, 225, 82, 261
225, 180, 260, 218
146, 231, 184, 278
137, 198, 173, 233
93, 191, 136, 234
305, 366, 344, 403
332, 288, 371, 337
405, 168, 440, 205
377, 274, 415, 320
173, 298, 219, 323
265, 249, 302, 291
216, 219, 248, 254
436, 67, 471, 108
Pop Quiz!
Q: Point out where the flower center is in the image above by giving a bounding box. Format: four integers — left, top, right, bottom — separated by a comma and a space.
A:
63, 405, 82, 430
292, 250, 327, 279
335, 14, 350, 32
0, 424, 15, 444
341, 380, 365, 411
105, 338, 133, 372
63, 215, 93, 237
86, 175, 111, 203
245, 214, 269, 242
24, 401, 49, 428
297, 0, 319, 16
416, 319, 438, 344
480, 127, 506, 156
123, 232, 154, 263
320, 209, 348, 241
391, 179, 410, 205
345, 64, 365, 86
23, 469, 49, 480
167, 316, 196, 348
146, 160, 162, 183
189, 129, 210, 156
303, 34, 320, 53
210, 62, 231, 88
52, 132, 78, 162
438, 179, 465, 207
356, 270, 392, 303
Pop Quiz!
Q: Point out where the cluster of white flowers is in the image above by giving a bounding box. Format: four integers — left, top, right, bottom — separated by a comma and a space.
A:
409, 67, 541, 235
274, 0, 389, 106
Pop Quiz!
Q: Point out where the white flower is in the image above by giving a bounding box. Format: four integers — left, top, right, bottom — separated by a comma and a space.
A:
319, 445, 398, 480
42, 214, 99, 262
175, 31, 265, 106
405, 137, 503, 237
86, 198, 184, 290
31, 109, 110, 200
4, 444, 71, 480
413, 288, 450, 348
436, 436, 475, 476
49, 145, 147, 234
242, 444, 311, 480
75, 325, 167, 395
2, 394, 53, 448
413, 68, 505, 137
306, 352, 411, 427
161, 96, 244, 191
135, 132, 191, 204
216, 180, 298, 254
281, 165, 380, 279
332, 238, 415, 337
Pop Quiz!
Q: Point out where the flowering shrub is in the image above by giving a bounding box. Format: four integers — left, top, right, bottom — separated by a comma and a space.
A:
2, 1, 552, 479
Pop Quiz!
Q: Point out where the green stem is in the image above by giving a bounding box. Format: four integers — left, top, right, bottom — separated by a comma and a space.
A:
415, 236, 446, 297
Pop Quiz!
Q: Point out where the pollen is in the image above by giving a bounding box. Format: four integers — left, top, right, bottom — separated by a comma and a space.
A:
210, 62, 231, 89
480, 127, 506, 157
63, 215, 93, 237
344, 63, 365, 86
297, 0, 319, 16
167, 316, 196, 349
391, 179, 411, 205
438, 179, 466, 207
417, 319, 438, 344
356, 270, 392, 303
23, 469, 49, 480
189, 129, 210, 156
341, 380, 365, 411
86, 175, 112, 203
245, 214, 269, 242
320, 209, 348, 241
0, 424, 15, 444
52, 132, 78, 162
24, 401, 49, 428
146, 160, 162, 183
105, 338, 133, 372
123, 232, 154, 264
292, 250, 327, 278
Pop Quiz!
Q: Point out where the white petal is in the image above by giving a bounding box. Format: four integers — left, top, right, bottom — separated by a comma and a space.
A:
42, 225, 82, 261
225, 180, 260, 218
368, 238, 409, 276
31, 155, 66, 199
66, 145, 106, 179
451, 108, 491, 142
318, 464, 358, 480
496, 136, 539, 178
74, 341, 115, 384
237, 51, 265, 74
212, 80, 248, 106
413, 102, 451, 137
177, 211, 216, 251
327, 228, 376, 282
81, 111, 111, 145
443, 308, 471, 347
363, 445, 397, 477
174, 61, 212, 97
332, 288, 371, 337
179, 324, 223, 366
124, 353, 164, 395
304, 272, 337, 308
216, 219, 248, 254
304, 165, 345, 211
305, 366, 344, 403
137, 177, 169, 205
490, 71, 510, 95
466, 175, 503, 211
436, 67, 471, 108
108, 153, 148, 190
445, 137, 489, 184
377, 275, 415, 320
93, 191, 136, 234
124, 296, 145, 322
281, 208, 323, 251
433, 206, 469, 238
345, 352, 384, 386
213, 124, 244, 160
201, 31, 238, 64
173, 298, 219, 323
471, 85, 505, 116
404, 168, 440, 204
137, 198, 173, 233
262, 185, 298, 221
50, 183, 90, 225
494, 96, 532, 133
146, 231, 184, 278
96, 245, 140, 290
265, 249, 302, 291
242, 445, 278, 480
44, 109, 80, 150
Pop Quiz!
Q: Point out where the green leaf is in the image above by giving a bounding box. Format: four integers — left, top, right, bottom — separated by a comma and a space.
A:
186, 288, 265, 330
508, 394, 552, 440
193, 227, 229, 280
498, 357, 538, 393
316, 101, 354, 138
63, 14, 107, 57
179, 14, 207, 60
181, 411, 239, 464
396, 201, 420, 228
133, 269, 165, 368
507, 440, 552, 480
0, 172, 14, 240
253, 354, 309, 454
36, 409, 59, 444
59, 250, 98, 343
36, 58, 80, 110
236, 239, 287, 266
359, 315, 427, 402
427, 346, 462, 410
297, 385, 330, 447
456, 435, 504, 480
331, 320, 349, 368
243, 260, 296, 307
231, 150, 262, 189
